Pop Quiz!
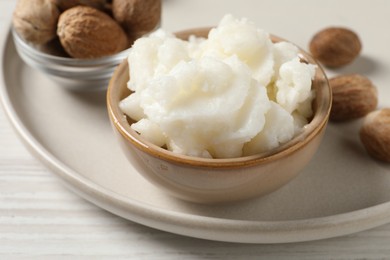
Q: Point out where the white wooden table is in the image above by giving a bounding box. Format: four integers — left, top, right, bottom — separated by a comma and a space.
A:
1, 0, 390, 258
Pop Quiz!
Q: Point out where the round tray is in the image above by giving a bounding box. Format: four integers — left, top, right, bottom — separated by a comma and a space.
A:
2, 30, 390, 244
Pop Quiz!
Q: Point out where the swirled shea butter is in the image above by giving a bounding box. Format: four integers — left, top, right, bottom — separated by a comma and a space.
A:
120, 14, 316, 158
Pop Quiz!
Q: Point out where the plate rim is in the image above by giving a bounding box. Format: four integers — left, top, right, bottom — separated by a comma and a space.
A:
2, 28, 390, 244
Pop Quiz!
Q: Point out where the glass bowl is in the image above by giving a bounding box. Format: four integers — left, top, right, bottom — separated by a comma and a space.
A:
12, 27, 131, 91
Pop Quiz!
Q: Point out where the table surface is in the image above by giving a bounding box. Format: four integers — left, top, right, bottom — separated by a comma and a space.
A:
2, 0, 390, 258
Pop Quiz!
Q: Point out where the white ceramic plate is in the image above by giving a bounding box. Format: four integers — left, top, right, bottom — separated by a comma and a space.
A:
2, 30, 390, 244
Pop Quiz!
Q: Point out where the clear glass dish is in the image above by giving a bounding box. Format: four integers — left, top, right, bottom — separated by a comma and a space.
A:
12, 28, 131, 91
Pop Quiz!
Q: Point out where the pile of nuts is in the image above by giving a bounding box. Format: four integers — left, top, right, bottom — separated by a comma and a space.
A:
309, 27, 390, 162
12, 0, 161, 59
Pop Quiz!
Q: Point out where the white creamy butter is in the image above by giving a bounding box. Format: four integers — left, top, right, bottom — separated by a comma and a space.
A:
120, 14, 316, 158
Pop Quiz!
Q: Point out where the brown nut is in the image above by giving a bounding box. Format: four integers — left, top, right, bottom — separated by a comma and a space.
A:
52, 0, 109, 11
360, 109, 390, 162
57, 6, 128, 59
112, 0, 161, 38
329, 74, 377, 121
13, 0, 60, 45
309, 27, 362, 68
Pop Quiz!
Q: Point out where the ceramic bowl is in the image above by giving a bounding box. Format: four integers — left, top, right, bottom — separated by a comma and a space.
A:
107, 28, 332, 204
12, 27, 132, 91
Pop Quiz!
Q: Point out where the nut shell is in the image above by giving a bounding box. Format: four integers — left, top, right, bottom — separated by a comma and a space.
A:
52, 0, 108, 11
360, 109, 390, 162
329, 74, 377, 121
309, 27, 362, 68
13, 0, 60, 45
57, 6, 128, 59
112, 0, 161, 38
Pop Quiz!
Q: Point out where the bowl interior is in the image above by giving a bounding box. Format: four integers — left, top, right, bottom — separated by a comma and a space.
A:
107, 27, 331, 168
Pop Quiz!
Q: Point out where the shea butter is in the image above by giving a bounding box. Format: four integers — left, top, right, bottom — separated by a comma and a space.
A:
120, 14, 316, 158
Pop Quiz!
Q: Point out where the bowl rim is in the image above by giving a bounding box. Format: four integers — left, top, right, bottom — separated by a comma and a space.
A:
107, 27, 332, 169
